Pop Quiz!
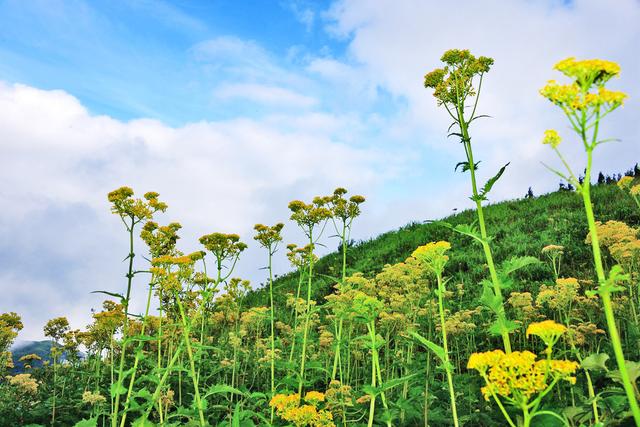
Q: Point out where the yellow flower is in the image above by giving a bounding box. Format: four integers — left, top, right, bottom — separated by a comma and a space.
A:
631, 185, 640, 197
541, 244, 564, 254
8, 373, 39, 394
617, 176, 634, 190
412, 241, 451, 274
554, 57, 621, 86
542, 130, 562, 149
305, 391, 326, 404
467, 349, 505, 373
82, 390, 106, 405
526, 320, 567, 348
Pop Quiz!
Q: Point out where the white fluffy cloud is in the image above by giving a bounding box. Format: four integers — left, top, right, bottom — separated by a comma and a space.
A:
2, 0, 639, 341
0, 82, 395, 340
324, 0, 640, 201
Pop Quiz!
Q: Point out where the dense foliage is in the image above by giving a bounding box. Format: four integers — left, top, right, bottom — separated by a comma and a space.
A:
2, 51, 640, 427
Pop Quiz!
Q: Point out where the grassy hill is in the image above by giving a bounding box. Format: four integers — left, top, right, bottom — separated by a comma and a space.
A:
246, 181, 640, 309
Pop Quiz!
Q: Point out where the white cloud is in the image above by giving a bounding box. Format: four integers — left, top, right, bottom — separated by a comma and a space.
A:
214, 83, 318, 108
324, 0, 640, 202
4, 0, 640, 342
0, 81, 397, 340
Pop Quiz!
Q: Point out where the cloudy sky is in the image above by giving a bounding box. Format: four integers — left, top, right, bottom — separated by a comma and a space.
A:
1, 0, 638, 341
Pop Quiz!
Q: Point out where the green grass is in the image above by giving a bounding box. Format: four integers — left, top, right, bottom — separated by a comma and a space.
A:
247, 182, 639, 308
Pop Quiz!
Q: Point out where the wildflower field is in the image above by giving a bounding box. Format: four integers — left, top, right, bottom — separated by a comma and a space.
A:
2, 50, 640, 427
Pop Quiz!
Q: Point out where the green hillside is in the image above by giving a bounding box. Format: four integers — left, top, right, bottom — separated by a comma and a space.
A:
247, 181, 639, 309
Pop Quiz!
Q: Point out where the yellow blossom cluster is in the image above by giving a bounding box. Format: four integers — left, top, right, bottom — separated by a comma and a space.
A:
542, 130, 562, 149
526, 320, 567, 348
554, 57, 620, 85
270, 392, 335, 427
82, 390, 106, 406
536, 278, 580, 312
507, 292, 540, 324
587, 220, 640, 265
412, 241, 451, 275
7, 373, 39, 394
467, 350, 578, 403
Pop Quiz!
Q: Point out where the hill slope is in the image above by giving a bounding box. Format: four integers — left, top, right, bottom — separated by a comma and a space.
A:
246, 182, 639, 308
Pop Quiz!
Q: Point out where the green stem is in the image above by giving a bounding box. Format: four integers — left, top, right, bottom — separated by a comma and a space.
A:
119, 281, 155, 427
436, 272, 459, 427
297, 234, 315, 398
268, 249, 276, 423
176, 295, 206, 426
582, 150, 640, 424
112, 220, 135, 427
458, 110, 512, 353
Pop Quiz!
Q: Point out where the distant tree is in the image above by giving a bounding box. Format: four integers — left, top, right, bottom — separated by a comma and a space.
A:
525, 187, 534, 199
597, 172, 605, 185
634, 163, 640, 176
567, 183, 575, 191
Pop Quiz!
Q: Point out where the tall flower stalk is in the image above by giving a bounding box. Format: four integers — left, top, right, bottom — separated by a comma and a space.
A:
288, 197, 331, 397
43, 316, 69, 426
412, 242, 459, 427
253, 222, 284, 422
424, 49, 513, 353
106, 187, 166, 427
327, 188, 365, 383
539, 57, 640, 424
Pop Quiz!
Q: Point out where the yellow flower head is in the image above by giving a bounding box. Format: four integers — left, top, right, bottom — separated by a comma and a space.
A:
8, 373, 39, 394
526, 320, 567, 348
630, 185, 640, 197
542, 130, 562, 149
82, 390, 107, 406
554, 57, 621, 86
412, 241, 451, 275
467, 349, 505, 373
617, 176, 634, 190
304, 391, 326, 404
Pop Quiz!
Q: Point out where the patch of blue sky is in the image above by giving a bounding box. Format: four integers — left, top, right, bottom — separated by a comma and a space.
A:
0, 0, 349, 125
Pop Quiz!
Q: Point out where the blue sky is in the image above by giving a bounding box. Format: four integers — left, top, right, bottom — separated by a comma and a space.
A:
1, 0, 638, 340
0, 0, 346, 123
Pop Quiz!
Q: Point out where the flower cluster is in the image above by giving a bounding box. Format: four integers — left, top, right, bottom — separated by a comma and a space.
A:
107, 187, 167, 223
270, 392, 335, 427
328, 187, 365, 222
468, 349, 578, 403
586, 220, 640, 266
412, 241, 451, 276
542, 130, 562, 149
82, 390, 107, 406
526, 320, 567, 349
424, 49, 494, 106
253, 223, 284, 250
7, 373, 39, 394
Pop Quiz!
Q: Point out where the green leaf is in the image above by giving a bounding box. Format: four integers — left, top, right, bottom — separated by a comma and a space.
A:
608, 360, 640, 385
133, 387, 153, 402
91, 290, 126, 304
478, 162, 509, 199
110, 382, 127, 397
203, 384, 246, 400
499, 256, 540, 277
455, 161, 481, 173
488, 318, 518, 337
131, 417, 156, 427
434, 221, 484, 244
479, 280, 502, 313
73, 419, 98, 427
408, 331, 449, 368
581, 353, 610, 372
